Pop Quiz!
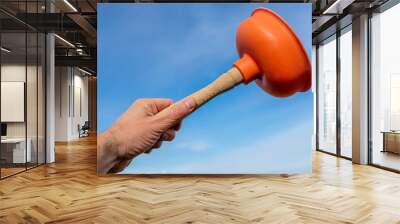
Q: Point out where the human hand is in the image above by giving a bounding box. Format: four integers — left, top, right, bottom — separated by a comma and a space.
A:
97, 98, 196, 174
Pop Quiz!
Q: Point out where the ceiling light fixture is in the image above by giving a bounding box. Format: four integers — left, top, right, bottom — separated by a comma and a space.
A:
323, 0, 354, 15
1, 47, 11, 53
76, 48, 85, 55
63, 0, 78, 12
54, 34, 75, 48
78, 67, 93, 76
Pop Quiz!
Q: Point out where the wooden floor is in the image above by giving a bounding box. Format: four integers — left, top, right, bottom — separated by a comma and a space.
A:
1, 136, 400, 223
1, 167, 26, 178
373, 150, 400, 171
1, 163, 44, 178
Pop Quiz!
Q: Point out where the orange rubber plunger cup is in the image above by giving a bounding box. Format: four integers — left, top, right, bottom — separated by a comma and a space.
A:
233, 8, 311, 97
156, 8, 312, 119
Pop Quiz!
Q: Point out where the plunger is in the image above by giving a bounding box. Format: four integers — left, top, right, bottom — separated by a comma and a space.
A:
160, 8, 311, 116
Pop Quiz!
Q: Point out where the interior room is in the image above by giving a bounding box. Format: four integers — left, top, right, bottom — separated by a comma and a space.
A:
0, 0, 399, 223
0, 0, 96, 179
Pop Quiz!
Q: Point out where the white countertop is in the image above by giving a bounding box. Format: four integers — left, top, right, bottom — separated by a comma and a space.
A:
1, 138, 29, 143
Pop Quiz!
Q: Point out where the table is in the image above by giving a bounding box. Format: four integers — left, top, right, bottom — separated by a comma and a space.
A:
381, 131, 400, 154
1, 138, 32, 163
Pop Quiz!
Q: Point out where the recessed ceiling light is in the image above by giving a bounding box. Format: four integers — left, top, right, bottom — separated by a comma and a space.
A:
78, 67, 93, 76
63, 0, 78, 12
1, 47, 11, 53
323, 0, 354, 15
54, 34, 75, 48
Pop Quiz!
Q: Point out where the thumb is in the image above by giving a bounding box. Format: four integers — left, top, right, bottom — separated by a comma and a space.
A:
154, 97, 196, 129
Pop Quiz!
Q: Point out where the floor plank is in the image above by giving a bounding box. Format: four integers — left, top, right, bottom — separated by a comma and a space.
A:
1, 135, 400, 223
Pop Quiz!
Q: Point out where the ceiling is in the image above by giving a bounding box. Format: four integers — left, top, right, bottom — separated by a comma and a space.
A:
1, 0, 97, 73
1, 0, 396, 73
311, 0, 392, 44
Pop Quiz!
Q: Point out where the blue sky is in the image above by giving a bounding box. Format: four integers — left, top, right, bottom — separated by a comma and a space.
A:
98, 3, 312, 174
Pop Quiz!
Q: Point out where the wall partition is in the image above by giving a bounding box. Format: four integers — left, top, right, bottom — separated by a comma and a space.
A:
0, 1, 47, 179
0, 31, 28, 177
370, 2, 400, 171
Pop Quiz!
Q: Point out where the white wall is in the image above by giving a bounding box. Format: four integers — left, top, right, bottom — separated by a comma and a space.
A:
1, 82, 25, 122
1, 65, 26, 131
55, 66, 69, 141
1, 65, 39, 138
55, 67, 89, 141
72, 73, 89, 138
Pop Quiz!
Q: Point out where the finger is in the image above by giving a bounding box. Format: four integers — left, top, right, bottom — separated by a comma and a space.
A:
153, 140, 163, 149
109, 159, 132, 173
145, 140, 163, 154
154, 97, 196, 130
150, 98, 174, 112
161, 129, 176, 141
172, 122, 181, 131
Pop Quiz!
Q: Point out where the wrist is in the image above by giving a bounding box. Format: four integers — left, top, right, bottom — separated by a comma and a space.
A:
97, 128, 121, 173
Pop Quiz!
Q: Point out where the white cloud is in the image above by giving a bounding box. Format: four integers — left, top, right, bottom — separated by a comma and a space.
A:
171, 120, 312, 174
121, 118, 312, 174
175, 139, 213, 152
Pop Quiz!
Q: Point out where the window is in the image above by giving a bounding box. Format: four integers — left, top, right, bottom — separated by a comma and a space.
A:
317, 35, 337, 154
339, 26, 352, 158
370, 3, 400, 171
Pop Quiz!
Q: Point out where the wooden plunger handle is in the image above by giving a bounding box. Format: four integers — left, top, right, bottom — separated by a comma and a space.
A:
190, 67, 243, 107
158, 67, 244, 118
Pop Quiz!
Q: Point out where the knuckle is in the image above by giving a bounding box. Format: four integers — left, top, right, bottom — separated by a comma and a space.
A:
165, 98, 174, 105
154, 141, 162, 149
164, 131, 175, 141
134, 98, 147, 106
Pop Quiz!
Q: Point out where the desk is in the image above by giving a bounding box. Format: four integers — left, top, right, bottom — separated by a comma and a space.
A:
1, 138, 31, 163
382, 131, 400, 154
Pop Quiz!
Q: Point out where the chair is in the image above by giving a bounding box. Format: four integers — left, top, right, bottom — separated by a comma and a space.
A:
78, 121, 90, 138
